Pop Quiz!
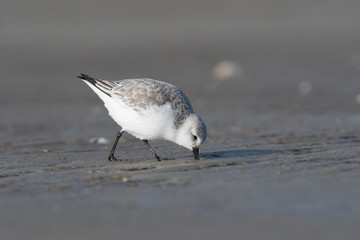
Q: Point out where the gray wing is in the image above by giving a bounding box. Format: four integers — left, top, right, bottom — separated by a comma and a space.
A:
111, 79, 194, 123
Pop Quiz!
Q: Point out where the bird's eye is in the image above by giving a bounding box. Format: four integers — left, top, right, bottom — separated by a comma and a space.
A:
193, 135, 198, 141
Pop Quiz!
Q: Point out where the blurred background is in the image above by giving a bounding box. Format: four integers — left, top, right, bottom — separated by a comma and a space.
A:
1, 0, 360, 113
1, 1, 360, 239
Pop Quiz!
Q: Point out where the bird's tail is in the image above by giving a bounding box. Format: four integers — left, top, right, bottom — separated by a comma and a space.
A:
77, 73, 114, 97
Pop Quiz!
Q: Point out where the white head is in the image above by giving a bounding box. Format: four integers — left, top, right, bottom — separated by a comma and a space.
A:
175, 113, 207, 159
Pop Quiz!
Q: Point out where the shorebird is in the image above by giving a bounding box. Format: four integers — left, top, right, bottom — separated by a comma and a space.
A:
78, 73, 207, 161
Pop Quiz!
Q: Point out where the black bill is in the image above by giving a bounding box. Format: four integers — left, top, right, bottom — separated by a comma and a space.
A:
192, 147, 199, 160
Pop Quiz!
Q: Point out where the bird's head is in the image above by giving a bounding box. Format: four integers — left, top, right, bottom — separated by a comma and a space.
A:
175, 113, 207, 159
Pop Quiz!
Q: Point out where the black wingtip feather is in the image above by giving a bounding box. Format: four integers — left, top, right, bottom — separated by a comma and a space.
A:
78, 73, 93, 81
77, 73, 98, 86
77, 73, 111, 97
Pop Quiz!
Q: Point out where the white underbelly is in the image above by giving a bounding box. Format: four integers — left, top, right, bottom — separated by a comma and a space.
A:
105, 100, 176, 140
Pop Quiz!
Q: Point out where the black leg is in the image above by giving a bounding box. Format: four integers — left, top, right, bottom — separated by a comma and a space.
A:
143, 140, 161, 161
108, 131, 123, 161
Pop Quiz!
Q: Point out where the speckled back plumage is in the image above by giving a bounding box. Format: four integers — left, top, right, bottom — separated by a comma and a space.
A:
84, 75, 194, 127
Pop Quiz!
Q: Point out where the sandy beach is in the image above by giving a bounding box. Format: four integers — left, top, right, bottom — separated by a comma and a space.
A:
1, 0, 360, 239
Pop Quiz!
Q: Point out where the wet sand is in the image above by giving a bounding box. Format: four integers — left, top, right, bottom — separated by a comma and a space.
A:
1, 0, 360, 239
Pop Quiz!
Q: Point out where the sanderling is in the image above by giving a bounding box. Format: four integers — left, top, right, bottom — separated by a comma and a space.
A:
78, 73, 207, 161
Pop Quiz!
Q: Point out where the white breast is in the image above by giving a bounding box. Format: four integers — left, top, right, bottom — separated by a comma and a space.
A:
106, 98, 177, 141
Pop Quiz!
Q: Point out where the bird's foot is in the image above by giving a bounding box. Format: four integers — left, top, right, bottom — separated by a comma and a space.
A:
108, 154, 119, 161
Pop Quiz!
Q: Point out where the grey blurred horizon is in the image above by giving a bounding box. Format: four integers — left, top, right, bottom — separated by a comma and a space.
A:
2, 1, 360, 239
1, 0, 360, 112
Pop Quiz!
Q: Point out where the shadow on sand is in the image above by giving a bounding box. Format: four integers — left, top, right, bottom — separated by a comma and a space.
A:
201, 148, 314, 160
